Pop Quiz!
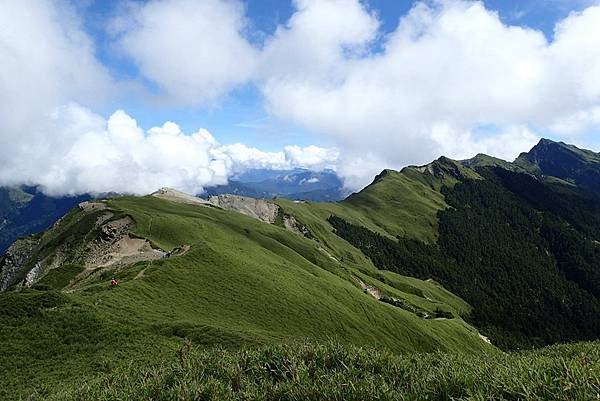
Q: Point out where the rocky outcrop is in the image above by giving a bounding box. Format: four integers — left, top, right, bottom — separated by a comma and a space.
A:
78, 201, 107, 212
208, 194, 280, 223
0, 207, 168, 292
207, 194, 315, 239
84, 216, 166, 268
0, 237, 40, 291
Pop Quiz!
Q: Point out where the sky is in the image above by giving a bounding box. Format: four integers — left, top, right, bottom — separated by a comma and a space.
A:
1, 0, 600, 196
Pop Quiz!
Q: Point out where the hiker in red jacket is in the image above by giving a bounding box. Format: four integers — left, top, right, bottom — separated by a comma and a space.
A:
110, 278, 118, 287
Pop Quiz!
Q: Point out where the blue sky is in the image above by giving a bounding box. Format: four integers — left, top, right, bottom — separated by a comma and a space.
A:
75, 0, 597, 150
1, 0, 600, 195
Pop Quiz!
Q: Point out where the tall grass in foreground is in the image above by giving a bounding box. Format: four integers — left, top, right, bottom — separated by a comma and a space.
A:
43, 340, 600, 401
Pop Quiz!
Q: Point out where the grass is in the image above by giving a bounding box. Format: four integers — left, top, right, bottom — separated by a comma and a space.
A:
42, 340, 600, 401
0, 194, 494, 399
275, 168, 448, 247
37, 263, 85, 289
92, 196, 488, 354
0, 291, 177, 400
342, 169, 447, 243
3, 169, 599, 399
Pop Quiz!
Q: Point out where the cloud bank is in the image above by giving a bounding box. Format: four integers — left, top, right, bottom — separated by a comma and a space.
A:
0, 103, 337, 196
0, 0, 336, 196
258, 0, 600, 184
109, 0, 600, 187
2, 0, 600, 194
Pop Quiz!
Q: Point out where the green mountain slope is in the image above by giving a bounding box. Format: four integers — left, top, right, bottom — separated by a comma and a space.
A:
0, 194, 491, 399
324, 144, 600, 349
274, 160, 472, 247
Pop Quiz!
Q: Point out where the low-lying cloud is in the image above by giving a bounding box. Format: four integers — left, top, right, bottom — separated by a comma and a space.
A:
0, 0, 337, 196
0, 104, 338, 196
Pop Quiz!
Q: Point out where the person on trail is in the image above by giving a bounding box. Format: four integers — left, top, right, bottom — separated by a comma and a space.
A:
110, 278, 118, 287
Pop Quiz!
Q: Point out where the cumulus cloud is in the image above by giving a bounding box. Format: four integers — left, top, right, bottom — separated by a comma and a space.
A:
0, 0, 113, 150
107, 0, 600, 188
0, 104, 337, 196
258, 0, 600, 187
0, 104, 227, 195
0, 0, 336, 196
282, 145, 340, 170
259, 0, 379, 80
111, 0, 258, 105
220, 143, 338, 172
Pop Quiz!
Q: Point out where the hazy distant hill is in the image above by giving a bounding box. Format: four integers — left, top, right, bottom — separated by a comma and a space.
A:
0, 187, 88, 253
204, 168, 346, 201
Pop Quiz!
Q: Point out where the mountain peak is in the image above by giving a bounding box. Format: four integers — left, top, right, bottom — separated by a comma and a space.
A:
370, 169, 398, 184
520, 138, 597, 163
513, 138, 600, 191
536, 138, 557, 146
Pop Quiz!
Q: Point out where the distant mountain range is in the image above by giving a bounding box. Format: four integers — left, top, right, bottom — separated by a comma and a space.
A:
203, 168, 346, 201
0, 187, 88, 253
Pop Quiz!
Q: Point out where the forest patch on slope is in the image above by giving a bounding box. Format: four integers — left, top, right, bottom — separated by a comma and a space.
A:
330, 167, 600, 349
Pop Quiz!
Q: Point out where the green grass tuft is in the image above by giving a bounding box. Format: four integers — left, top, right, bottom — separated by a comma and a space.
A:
43, 340, 600, 401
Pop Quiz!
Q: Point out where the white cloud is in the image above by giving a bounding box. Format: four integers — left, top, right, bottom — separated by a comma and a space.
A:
221, 143, 338, 172
0, 103, 337, 196
303, 177, 320, 184
550, 107, 600, 134
259, 0, 379, 81
0, 0, 113, 152
257, 1, 600, 188
0, 0, 337, 196
430, 124, 540, 161
283, 145, 339, 170
0, 104, 229, 196
111, 0, 258, 105
111, 0, 578, 188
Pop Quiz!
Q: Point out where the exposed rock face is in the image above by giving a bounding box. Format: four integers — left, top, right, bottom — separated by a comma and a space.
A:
208, 194, 280, 224
208, 194, 314, 239
24, 262, 43, 287
84, 216, 166, 268
151, 187, 212, 206
0, 237, 40, 291
0, 207, 167, 292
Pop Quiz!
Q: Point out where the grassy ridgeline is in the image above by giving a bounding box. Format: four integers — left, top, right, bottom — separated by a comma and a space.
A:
1, 195, 491, 399
43, 340, 600, 401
